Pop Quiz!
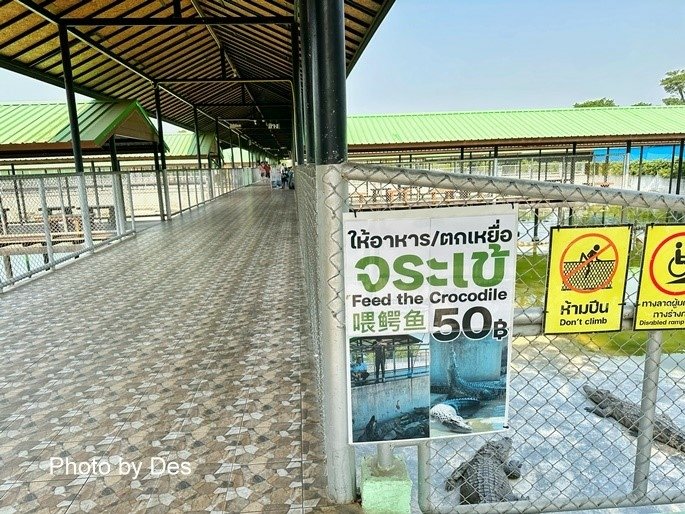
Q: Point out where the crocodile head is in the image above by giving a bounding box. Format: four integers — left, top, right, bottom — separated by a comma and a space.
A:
477, 437, 513, 462
583, 384, 612, 403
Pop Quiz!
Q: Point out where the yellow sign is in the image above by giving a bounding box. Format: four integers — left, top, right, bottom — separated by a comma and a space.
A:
544, 226, 632, 334
634, 224, 685, 331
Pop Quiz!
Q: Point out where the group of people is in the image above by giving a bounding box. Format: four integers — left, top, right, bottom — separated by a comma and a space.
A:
258, 161, 294, 189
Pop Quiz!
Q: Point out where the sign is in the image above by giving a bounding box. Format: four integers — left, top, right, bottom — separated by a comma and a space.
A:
634, 224, 685, 330
343, 205, 517, 444
544, 226, 631, 334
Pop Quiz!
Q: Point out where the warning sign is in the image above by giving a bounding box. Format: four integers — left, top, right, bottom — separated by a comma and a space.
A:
634, 224, 685, 330
544, 226, 632, 334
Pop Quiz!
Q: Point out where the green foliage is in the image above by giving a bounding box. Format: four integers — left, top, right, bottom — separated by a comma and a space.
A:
584, 159, 674, 178
631, 102, 652, 106
573, 98, 617, 108
576, 330, 685, 356
661, 69, 685, 103
663, 97, 685, 106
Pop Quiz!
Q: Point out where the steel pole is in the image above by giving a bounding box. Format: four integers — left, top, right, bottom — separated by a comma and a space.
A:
622, 141, 632, 189
154, 87, 172, 218
316, 163, 355, 502
636, 146, 644, 192
110, 138, 127, 235
417, 441, 431, 512
193, 106, 203, 170
153, 147, 166, 220
37, 178, 55, 269
291, 22, 305, 165
313, 0, 346, 164
632, 330, 663, 497
59, 24, 93, 249
154, 83, 167, 171
302, 0, 319, 163
676, 139, 684, 196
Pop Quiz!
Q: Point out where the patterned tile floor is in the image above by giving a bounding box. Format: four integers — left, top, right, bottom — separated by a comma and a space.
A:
0, 184, 332, 513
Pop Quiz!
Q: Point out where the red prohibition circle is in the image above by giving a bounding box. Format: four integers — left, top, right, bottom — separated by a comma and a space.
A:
648, 231, 685, 296
559, 233, 618, 293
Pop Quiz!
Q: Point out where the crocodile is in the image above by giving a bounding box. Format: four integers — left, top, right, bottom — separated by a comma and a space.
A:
430, 404, 473, 433
359, 408, 429, 442
445, 437, 525, 504
583, 384, 685, 452
441, 397, 481, 415
447, 350, 507, 400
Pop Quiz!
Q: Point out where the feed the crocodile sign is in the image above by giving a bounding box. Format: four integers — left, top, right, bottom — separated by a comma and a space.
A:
634, 224, 685, 330
544, 226, 632, 334
343, 205, 517, 444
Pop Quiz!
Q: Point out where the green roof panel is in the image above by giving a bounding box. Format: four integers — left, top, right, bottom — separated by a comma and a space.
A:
0, 100, 159, 148
164, 131, 217, 158
347, 106, 685, 147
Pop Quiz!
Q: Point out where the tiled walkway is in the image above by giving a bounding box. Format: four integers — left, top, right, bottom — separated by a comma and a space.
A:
0, 184, 330, 513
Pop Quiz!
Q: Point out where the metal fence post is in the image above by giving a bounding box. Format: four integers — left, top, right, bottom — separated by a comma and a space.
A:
316, 163, 355, 503
163, 170, 172, 220
37, 178, 55, 270
377, 443, 394, 470
417, 441, 431, 513
154, 169, 165, 221
125, 174, 136, 232
176, 170, 182, 213
76, 174, 94, 249
632, 330, 663, 498
112, 173, 126, 236
186, 169, 192, 209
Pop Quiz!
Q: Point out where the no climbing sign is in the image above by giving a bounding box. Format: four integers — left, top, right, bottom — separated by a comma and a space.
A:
634, 224, 685, 330
544, 226, 632, 334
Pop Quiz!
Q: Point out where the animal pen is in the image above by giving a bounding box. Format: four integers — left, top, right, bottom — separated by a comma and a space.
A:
296, 161, 685, 512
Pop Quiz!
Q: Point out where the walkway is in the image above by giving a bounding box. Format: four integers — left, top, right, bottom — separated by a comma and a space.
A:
0, 184, 331, 513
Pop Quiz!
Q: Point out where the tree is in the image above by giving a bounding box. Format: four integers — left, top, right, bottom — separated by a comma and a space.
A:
573, 98, 617, 108
632, 102, 652, 106
661, 69, 685, 104
663, 97, 685, 106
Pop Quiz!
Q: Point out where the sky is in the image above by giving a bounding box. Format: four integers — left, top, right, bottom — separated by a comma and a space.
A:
0, 0, 683, 122
346, 0, 685, 114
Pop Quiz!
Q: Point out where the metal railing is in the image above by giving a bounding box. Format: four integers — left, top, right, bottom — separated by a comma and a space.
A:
351, 154, 685, 195
296, 161, 685, 511
0, 167, 257, 290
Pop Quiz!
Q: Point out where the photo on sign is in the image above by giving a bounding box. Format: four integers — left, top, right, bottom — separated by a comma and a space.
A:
429, 325, 509, 438
350, 333, 430, 442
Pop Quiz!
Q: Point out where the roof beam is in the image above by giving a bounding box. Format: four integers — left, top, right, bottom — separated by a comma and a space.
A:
62, 16, 293, 27
11, 0, 269, 153
197, 102, 290, 107
156, 77, 291, 84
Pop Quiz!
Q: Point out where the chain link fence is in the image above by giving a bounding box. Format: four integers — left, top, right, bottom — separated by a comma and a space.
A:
0, 172, 133, 290
0, 167, 257, 290
352, 153, 684, 195
296, 161, 685, 511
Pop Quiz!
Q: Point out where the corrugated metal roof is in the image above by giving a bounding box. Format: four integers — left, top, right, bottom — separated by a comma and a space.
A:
165, 131, 217, 157
0, 100, 158, 147
347, 106, 685, 149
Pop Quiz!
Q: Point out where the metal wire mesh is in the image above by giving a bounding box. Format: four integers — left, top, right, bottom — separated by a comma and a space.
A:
351, 154, 680, 195
296, 161, 685, 512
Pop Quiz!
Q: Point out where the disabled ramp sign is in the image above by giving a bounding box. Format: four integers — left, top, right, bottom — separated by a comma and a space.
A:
635, 224, 685, 330
544, 226, 632, 334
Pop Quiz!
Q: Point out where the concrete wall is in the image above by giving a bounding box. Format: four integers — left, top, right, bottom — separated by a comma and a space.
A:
352, 375, 429, 431
430, 335, 505, 388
